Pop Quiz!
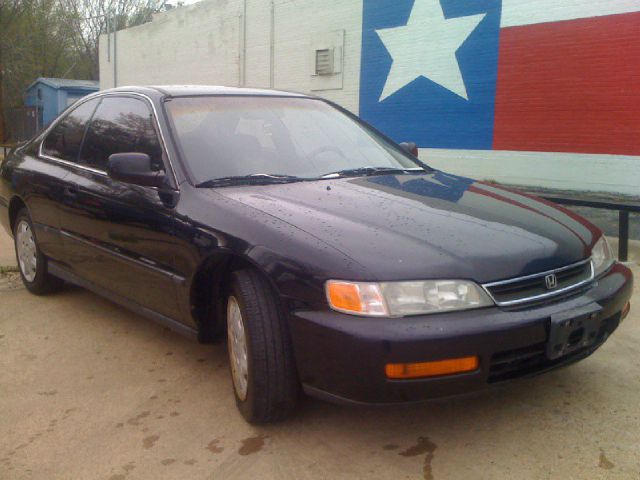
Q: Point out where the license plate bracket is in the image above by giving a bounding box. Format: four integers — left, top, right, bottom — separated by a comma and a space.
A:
547, 303, 603, 360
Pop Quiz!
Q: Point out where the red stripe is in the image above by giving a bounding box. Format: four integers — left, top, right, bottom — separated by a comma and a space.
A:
493, 12, 640, 155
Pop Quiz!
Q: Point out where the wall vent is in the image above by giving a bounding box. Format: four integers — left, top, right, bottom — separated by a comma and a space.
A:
315, 49, 334, 75
310, 30, 344, 91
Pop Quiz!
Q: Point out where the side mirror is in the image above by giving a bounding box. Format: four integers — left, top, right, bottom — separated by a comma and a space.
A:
399, 142, 419, 157
107, 153, 165, 188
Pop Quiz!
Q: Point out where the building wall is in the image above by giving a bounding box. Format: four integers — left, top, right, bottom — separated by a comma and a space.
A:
58, 88, 98, 112
25, 83, 59, 127
99, 0, 362, 113
25, 84, 98, 127
99, 0, 640, 196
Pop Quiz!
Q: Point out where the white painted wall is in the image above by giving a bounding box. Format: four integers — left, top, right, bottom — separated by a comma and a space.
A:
424, 150, 640, 197
99, 0, 362, 113
99, 0, 640, 197
100, 1, 245, 89
501, 0, 640, 27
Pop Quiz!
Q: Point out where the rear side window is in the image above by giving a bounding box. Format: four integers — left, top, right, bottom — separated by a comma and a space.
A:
41, 99, 99, 162
80, 97, 164, 172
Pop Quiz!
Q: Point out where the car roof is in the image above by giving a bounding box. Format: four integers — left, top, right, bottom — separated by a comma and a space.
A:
101, 85, 310, 98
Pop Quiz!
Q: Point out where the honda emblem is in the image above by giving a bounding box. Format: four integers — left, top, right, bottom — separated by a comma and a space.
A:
545, 273, 558, 290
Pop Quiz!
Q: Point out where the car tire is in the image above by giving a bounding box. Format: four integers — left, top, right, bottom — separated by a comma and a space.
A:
226, 269, 298, 423
13, 208, 63, 295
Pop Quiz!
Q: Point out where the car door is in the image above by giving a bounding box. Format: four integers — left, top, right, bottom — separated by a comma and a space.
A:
59, 95, 183, 320
29, 98, 101, 261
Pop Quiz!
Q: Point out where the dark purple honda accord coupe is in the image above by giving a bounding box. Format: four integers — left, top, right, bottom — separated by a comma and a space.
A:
0, 86, 632, 423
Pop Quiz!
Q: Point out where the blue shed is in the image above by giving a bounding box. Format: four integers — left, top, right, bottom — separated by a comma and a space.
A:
25, 78, 99, 129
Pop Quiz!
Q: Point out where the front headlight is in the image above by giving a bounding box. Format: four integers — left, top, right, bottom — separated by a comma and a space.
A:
326, 279, 493, 317
592, 235, 614, 277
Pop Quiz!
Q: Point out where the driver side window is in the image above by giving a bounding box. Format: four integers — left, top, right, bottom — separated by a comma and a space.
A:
79, 97, 165, 172
42, 99, 100, 163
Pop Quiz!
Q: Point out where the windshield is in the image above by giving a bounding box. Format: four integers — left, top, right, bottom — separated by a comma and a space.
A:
165, 96, 424, 184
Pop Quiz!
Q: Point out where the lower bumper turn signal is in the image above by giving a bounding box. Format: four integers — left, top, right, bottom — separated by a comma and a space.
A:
385, 356, 479, 379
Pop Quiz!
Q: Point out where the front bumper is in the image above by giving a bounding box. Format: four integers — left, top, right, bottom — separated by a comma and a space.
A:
288, 263, 633, 404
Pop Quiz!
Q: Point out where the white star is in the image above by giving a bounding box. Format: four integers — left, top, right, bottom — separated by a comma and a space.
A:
376, 0, 486, 101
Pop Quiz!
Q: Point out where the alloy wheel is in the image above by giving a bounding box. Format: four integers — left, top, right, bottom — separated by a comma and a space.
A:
16, 220, 37, 282
227, 296, 249, 401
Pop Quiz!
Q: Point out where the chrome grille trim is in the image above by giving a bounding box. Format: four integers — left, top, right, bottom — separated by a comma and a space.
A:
482, 258, 594, 307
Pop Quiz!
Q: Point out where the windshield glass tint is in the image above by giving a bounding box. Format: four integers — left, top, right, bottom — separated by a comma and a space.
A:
165, 96, 420, 182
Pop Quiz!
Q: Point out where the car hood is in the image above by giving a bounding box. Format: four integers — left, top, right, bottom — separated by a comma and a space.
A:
217, 172, 600, 283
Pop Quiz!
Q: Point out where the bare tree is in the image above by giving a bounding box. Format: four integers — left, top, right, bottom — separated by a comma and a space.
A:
0, 0, 85, 141
0, 0, 28, 141
0, 0, 168, 141
63, 0, 167, 79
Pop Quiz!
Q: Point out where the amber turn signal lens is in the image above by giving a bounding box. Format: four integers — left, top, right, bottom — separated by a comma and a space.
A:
385, 356, 479, 379
326, 281, 363, 313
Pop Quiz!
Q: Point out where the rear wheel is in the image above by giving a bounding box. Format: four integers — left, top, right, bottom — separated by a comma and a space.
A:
14, 209, 63, 295
226, 269, 298, 423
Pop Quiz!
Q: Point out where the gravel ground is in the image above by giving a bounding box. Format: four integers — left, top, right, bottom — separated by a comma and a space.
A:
0, 226, 16, 267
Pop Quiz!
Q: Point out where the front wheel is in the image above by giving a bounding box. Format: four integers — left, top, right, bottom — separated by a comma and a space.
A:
226, 269, 298, 423
14, 208, 63, 295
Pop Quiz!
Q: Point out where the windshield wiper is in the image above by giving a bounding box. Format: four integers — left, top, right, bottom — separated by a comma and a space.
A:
319, 166, 425, 179
195, 173, 304, 188
196, 167, 427, 187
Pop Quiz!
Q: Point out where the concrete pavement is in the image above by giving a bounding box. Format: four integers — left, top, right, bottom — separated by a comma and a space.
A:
0, 224, 16, 267
0, 232, 639, 479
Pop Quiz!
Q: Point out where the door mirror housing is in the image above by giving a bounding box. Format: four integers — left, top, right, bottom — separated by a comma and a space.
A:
107, 153, 165, 188
399, 142, 419, 157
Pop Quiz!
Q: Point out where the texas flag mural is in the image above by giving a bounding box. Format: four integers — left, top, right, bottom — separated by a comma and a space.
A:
359, 0, 640, 156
